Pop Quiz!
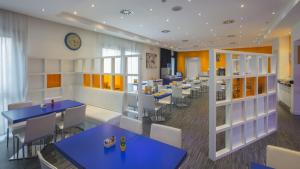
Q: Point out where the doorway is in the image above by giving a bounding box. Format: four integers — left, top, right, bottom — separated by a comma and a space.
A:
186, 57, 200, 79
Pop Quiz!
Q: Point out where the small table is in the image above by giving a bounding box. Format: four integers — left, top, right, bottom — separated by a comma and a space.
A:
250, 162, 274, 169
2, 100, 84, 160
55, 124, 187, 169
153, 92, 172, 100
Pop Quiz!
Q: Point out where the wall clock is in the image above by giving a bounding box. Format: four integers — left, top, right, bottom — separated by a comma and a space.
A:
64, 32, 81, 50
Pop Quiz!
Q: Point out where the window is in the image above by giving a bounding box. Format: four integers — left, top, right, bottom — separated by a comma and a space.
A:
127, 57, 139, 75
102, 48, 121, 57
115, 57, 121, 74
103, 58, 112, 73
125, 51, 139, 56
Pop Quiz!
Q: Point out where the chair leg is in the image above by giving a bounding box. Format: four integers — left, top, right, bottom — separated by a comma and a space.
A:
16, 138, 19, 159
22, 145, 25, 159
13, 136, 15, 158
6, 128, 9, 148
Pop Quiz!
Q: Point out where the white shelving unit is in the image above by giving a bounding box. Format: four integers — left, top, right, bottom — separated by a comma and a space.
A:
27, 57, 77, 104
209, 49, 277, 161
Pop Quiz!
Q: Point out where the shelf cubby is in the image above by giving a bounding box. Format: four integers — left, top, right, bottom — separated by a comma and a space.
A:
28, 58, 44, 74
244, 99, 255, 121
231, 102, 244, 126
83, 74, 91, 87
62, 60, 75, 73
231, 125, 244, 150
102, 74, 112, 89
256, 96, 267, 117
245, 55, 257, 75
232, 78, 244, 99
258, 56, 268, 75
216, 105, 231, 132
92, 74, 101, 88
46, 59, 60, 73
114, 75, 124, 91
256, 117, 267, 138
268, 113, 277, 132
268, 94, 277, 112
258, 76, 267, 94
216, 79, 231, 102
246, 77, 257, 97
216, 130, 231, 157
244, 121, 256, 143
28, 75, 44, 90
268, 75, 276, 92
47, 74, 61, 88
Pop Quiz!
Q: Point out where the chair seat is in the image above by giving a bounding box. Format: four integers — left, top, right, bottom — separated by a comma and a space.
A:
158, 96, 172, 105
182, 89, 191, 95
10, 122, 26, 133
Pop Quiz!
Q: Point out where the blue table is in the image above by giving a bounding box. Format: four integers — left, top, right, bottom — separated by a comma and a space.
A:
251, 162, 274, 169
2, 100, 84, 123
55, 124, 187, 169
154, 92, 172, 100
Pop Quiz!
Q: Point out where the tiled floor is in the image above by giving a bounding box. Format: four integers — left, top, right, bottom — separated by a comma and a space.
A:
0, 93, 299, 169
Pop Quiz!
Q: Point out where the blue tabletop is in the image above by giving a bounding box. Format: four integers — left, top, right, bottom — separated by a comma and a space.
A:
154, 92, 172, 100
251, 162, 274, 169
1, 100, 84, 123
55, 124, 187, 169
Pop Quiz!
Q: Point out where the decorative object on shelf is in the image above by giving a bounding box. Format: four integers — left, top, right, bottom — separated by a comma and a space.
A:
64, 32, 81, 50
104, 136, 116, 148
120, 136, 126, 152
146, 53, 158, 69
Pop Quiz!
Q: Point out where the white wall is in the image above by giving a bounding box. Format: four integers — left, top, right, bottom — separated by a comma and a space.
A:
276, 36, 291, 80
291, 22, 300, 115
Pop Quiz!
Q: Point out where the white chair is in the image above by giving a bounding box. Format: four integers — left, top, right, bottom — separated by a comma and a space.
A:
43, 96, 62, 104
140, 94, 163, 121
14, 113, 56, 159
150, 123, 182, 148
57, 105, 86, 139
172, 86, 188, 107
7, 101, 32, 149
120, 116, 143, 134
44, 97, 63, 121
266, 145, 300, 169
37, 151, 57, 169
127, 93, 138, 111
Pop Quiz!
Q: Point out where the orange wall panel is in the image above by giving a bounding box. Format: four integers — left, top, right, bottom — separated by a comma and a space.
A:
47, 74, 61, 88
177, 46, 272, 77
114, 75, 123, 91
83, 74, 91, 87
92, 74, 100, 88
258, 76, 267, 94
102, 75, 111, 89
246, 77, 256, 96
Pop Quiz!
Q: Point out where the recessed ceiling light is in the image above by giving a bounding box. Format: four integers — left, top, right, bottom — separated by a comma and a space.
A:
198, 12, 202, 16
41, 8, 45, 12
103, 21, 107, 24
172, 6, 183, 12
187, 0, 192, 2
205, 22, 209, 25
120, 9, 134, 16
272, 11, 276, 15
161, 30, 171, 33
223, 19, 235, 24
73, 11, 77, 15
241, 4, 245, 8
166, 18, 170, 22
149, 8, 153, 12
91, 4, 96, 8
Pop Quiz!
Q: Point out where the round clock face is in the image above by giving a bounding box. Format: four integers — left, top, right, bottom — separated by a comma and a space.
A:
64, 33, 81, 50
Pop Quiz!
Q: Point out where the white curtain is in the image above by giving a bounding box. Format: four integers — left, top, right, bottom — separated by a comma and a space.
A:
0, 10, 28, 135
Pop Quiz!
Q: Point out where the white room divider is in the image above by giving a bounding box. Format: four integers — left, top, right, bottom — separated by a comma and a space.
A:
209, 49, 277, 160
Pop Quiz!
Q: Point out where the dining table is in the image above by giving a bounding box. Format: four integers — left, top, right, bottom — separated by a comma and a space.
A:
2, 100, 84, 160
55, 124, 187, 169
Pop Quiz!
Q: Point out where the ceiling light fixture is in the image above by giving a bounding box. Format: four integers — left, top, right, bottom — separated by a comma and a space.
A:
272, 11, 276, 15
41, 8, 45, 12
205, 22, 209, 25
120, 9, 134, 16
166, 18, 170, 22
73, 11, 78, 15
149, 8, 153, 12
103, 21, 107, 24
172, 6, 183, 12
161, 30, 171, 33
91, 4, 95, 8
198, 12, 202, 16
188, 0, 192, 2
223, 19, 235, 24
240, 4, 245, 8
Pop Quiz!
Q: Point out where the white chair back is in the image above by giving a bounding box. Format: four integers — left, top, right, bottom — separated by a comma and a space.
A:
172, 86, 183, 98
8, 101, 32, 110
140, 94, 155, 111
150, 123, 182, 148
63, 105, 86, 129
266, 145, 300, 169
37, 151, 57, 169
24, 113, 56, 144
127, 93, 137, 108
120, 116, 142, 134
43, 96, 62, 104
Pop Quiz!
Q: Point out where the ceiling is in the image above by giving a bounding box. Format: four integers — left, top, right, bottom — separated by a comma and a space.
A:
0, 0, 298, 51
